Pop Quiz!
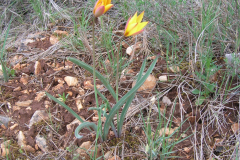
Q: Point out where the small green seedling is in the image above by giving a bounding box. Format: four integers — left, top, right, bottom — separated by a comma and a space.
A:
58, 92, 69, 103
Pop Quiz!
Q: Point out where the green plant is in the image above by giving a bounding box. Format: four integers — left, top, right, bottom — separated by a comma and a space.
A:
0, 16, 12, 82
192, 54, 220, 105
57, 92, 69, 103
142, 98, 191, 159
47, 56, 158, 141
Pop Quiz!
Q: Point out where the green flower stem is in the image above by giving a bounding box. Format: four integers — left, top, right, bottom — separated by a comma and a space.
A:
115, 36, 124, 102
115, 36, 124, 135
92, 16, 101, 159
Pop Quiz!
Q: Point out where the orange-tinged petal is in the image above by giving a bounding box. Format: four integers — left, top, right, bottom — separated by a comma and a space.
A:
94, 5, 105, 17
124, 17, 131, 31
103, 4, 113, 13
136, 11, 144, 23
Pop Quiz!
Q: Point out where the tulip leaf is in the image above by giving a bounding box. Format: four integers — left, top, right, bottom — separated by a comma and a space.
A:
103, 57, 158, 140
117, 58, 147, 136
45, 92, 87, 126
67, 57, 117, 100
74, 122, 99, 139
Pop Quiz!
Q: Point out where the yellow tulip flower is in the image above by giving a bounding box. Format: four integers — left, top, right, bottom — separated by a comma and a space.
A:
124, 11, 148, 37
93, 0, 114, 17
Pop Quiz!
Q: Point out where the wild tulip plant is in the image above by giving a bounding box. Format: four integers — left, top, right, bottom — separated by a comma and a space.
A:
46, 0, 158, 142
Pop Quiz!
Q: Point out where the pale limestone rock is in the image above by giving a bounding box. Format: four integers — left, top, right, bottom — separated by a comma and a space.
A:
162, 96, 172, 106
132, 74, 157, 93
34, 61, 41, 75
36, 135, 48, 152
13, 86, 22, 92
35, 92, 46, 102
159, 75, 168, 82
64, 76, 78, 87
66, 117, 85, 131
15, 100, 33, 107
29, 110, 49, 128
17, 131, 35, 152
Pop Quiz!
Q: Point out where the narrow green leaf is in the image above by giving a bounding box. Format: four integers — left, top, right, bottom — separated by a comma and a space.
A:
117, 58, 147, 136
75, 122, 99, 139
103, 57, 158, 141
67, 57, 116, 100
45, 92, 86, 124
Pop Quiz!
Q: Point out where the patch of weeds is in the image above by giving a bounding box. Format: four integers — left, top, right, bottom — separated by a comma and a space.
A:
142, 98, 191, 159
192, 54, 220, 105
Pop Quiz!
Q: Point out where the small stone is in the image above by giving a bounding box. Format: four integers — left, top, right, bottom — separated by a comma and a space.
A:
183, 147, 191, 153
231, 123, 240, 134
17, 131, 35, 152
34, 61, 41, 75
36, 135, 48, 152
21, 89, 29, 94
66, 117, 85, 131
0, 140, 11, 157
159, 75, 168, 82
15, 100, 33, 107
10, 123, 18, 130
29, 110, 49, 128
50, 35, 59, 45
64, 76, 78, 87
26, 107, 31, 110
1, 124, 7, 129
13, 106, 21, 112
126, 42, 141, 56
108, 155, 121, 160
132, 74, 157, 93
76, 141, 92, 156
44, 101, 51, 109
35, 92, 46, 102
147, 56, 157, 60
0, 115, 11, 128
20, 73, 29, 85
162, 96, 172, 106
78, 87, 85, 96
13, 86, 21, 92
83, 80, 94, 90
76, 98, 83, 112
66, 91, 73, 96
169, 66, 180, 72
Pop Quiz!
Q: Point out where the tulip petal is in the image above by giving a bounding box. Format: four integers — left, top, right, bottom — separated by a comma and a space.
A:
127, 21, 148, 37
104, 4, 113, 13
124, 17, 131, 32
137, 21, 148, 31
129, 12, 138, 24
137, 11, 144, 23
124, 23, 137, 36
94, 5, 105, 17
106, 0, 111, 5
